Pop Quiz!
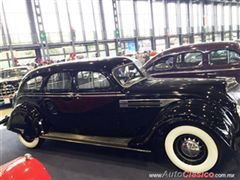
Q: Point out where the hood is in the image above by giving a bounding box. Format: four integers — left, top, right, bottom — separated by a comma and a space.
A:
127, 77, 226, 97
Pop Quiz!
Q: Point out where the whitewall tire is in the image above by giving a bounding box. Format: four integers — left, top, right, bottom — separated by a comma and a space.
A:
164, 125, 219, 173
18, 134, 40, 149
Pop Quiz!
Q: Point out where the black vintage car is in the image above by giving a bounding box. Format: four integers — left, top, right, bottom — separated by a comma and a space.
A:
1, 57, 240, 173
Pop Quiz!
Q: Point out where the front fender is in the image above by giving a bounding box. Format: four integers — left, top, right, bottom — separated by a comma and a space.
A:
131, 99, 237, 149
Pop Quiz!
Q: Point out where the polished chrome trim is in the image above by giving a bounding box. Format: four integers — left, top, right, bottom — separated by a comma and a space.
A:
23, 92, 125, 98
119, 98, 180, 108
151, 67, 240, 77
41, 132, 151, 153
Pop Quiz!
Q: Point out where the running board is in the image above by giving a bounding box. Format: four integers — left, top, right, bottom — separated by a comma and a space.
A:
41, 132, 151, 153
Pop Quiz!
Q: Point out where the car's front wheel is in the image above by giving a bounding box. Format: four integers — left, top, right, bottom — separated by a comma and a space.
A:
164, 125, 220, 173
18, 134, 41, 148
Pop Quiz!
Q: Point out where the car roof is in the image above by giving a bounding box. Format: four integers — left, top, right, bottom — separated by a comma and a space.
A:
25, 57, 133, 77
158, 41, 240, 57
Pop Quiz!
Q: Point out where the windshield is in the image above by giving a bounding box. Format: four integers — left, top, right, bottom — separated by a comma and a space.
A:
0, 68, 29, 79
113, 63, 145, 87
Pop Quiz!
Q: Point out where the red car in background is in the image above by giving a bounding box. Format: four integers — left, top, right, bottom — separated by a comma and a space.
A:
143, 42, 240, 82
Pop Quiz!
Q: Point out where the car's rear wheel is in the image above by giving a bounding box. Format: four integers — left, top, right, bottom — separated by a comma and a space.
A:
164, 125, 220, 173
18, 134, 41, 149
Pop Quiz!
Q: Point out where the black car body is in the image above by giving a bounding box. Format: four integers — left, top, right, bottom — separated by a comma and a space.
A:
2, 57, 240, 173
143, 42, 240, 82
0, 66, 29, 106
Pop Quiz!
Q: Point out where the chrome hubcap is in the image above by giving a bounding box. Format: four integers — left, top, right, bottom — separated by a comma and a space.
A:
181, 137, 201, 158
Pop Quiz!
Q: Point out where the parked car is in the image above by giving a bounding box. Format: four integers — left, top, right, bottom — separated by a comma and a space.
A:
0, 154, 51, 180
143, 42, 240, 82
1, 57, 240, 173
0, 66, 29, 106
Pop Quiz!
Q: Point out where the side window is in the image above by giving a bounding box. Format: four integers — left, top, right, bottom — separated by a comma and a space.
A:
229, 51, 240, 63
46, 72, 72, 91
77, 71, 110, 90
209, 50, 228, 65
23, 76, 43, 92
176, 52, 203, 69
147, 56, 173, 72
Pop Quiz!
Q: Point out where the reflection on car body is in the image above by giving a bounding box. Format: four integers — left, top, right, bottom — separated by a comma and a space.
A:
1, 57, 240, 173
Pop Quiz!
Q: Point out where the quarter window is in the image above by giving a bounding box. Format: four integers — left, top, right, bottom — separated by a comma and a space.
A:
23, 76, 43, 92
209, 50, 240, 65
176, 52, 203, 69
46, 72, 72, 91
77, 71, 110, 90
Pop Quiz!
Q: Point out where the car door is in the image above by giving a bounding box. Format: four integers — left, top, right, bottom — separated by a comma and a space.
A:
42, 71, 76, 132
70, 70, 125, 137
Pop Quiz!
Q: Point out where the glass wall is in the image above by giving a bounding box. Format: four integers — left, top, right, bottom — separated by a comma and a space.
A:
3, 0, 32, 44
118, 0, 135, 38
153, 1, 165, 36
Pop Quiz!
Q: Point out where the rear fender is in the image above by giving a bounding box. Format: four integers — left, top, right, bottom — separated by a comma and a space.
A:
7, 103, 46, 138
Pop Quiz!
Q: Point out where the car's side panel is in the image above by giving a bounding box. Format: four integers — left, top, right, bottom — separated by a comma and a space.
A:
129, 99, 237, 150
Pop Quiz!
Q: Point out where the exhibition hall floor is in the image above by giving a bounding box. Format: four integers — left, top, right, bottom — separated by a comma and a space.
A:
1, 107, 240, 180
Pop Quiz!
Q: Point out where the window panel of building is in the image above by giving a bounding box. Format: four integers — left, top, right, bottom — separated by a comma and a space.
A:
224, 4, 230, 31
81, 0, 96, 40
167, 3, 177, 35
232, 5, 237, 31
55, 0, 71, 42
102, 0, 115, 39
40, 0, 60, 42
136, 1, 151, 37
181, 3, 188, 34
92, 0, 103, 40
217, 4, 222, 32
119, 1, 135, 38
3, 0, 32, 44
153, 1, 165, 36
67, 0, 84, 41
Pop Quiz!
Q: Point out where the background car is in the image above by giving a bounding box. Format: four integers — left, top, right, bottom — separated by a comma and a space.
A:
143, 42, 240, 82
2, 57, 240, 173
0, 66, 29, 106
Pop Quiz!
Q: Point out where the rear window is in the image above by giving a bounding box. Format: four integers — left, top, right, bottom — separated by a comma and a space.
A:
209, 50, 240, 65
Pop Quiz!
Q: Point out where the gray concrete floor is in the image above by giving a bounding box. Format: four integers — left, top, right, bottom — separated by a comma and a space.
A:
1, 107, 240, 180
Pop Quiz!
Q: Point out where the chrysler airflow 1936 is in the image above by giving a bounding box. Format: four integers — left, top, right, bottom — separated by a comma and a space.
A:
1, 57, 240, 173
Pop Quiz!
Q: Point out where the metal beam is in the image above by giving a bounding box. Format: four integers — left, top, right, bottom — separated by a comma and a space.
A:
2, 1, 14, 66
65, 0, 75, 53
99, 0, 109, 56
149, 0, 156, 50
25, 0, 38, 44
33, 0, 49, 60
112, 0, 121, 55
91, 0, 99, 57
163, 0, 170, 48
133, 0, 139, 51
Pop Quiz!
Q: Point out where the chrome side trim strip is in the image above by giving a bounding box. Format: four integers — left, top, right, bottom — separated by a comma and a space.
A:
41, 132, 151, 153
119, 98, 180, 108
